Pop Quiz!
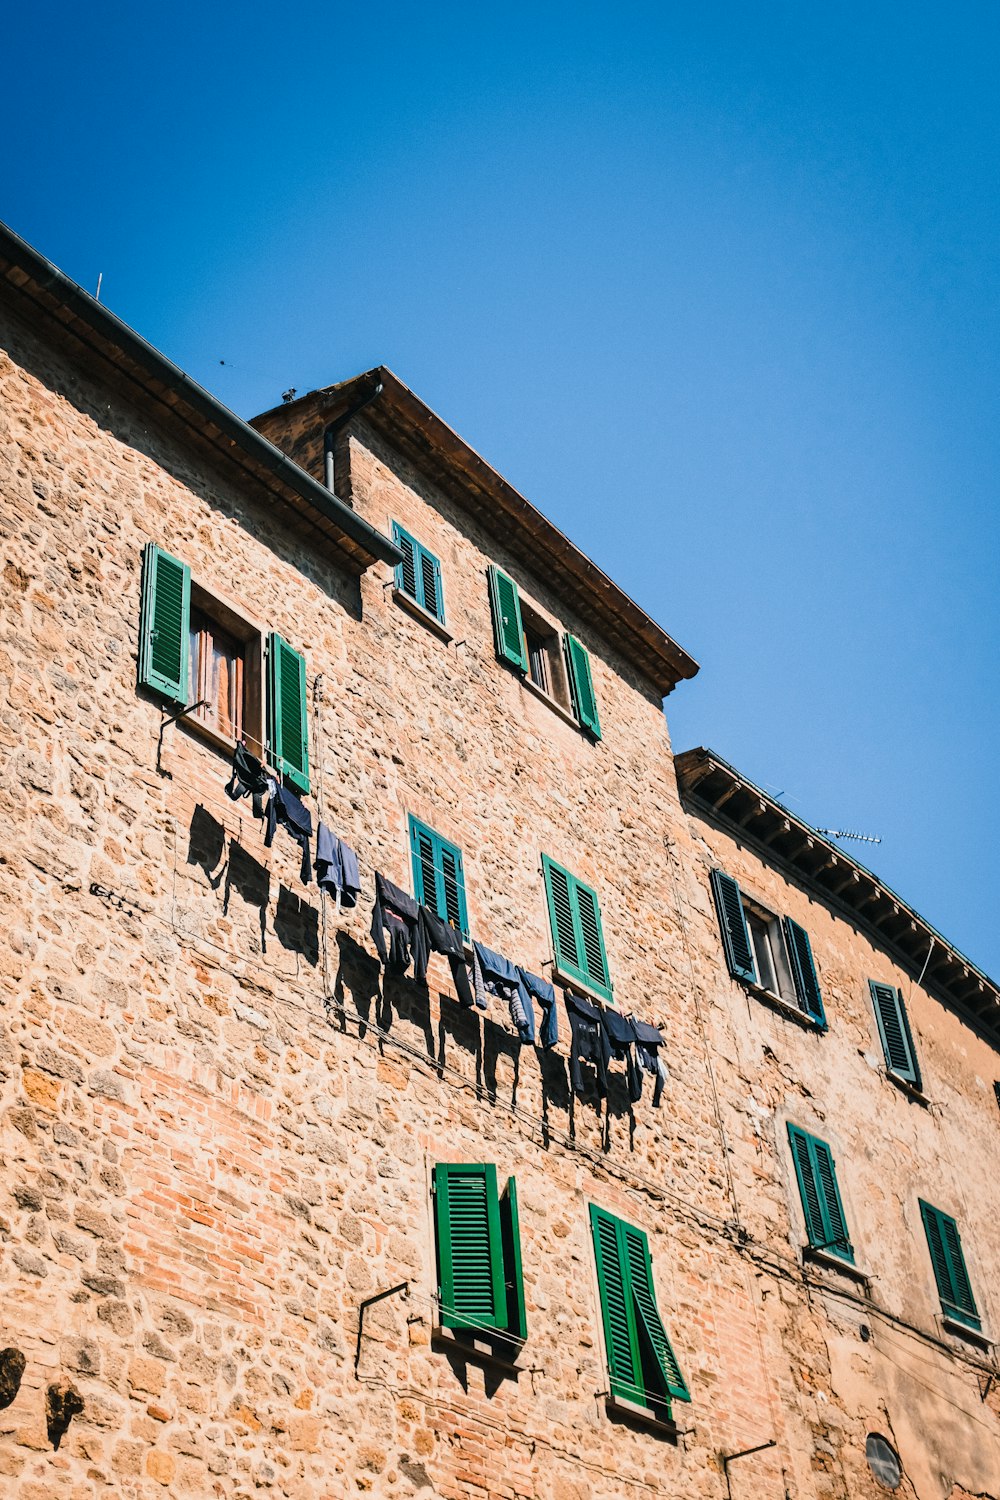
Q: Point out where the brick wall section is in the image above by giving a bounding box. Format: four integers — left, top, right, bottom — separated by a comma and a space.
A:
0, 301, 998, 1499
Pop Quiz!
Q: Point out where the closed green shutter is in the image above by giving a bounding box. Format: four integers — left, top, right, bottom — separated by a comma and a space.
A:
869, 982, 921, 1087
787, 1125, 853, 1262
409, 817, 469, 936
784, 918, 825, 1024
542, 855, 612, 1002
434, 1164, 506, 1333
392, 521, 445, 624
267, 633, 310, 794
138, 543, 191, 702
499, 1177, 527, 1342
487, 566, 528, 672
710, 870, 756, 984
589, 1204, 689, 1413
564, 634, 601, 738
919, 1201, 980, 1329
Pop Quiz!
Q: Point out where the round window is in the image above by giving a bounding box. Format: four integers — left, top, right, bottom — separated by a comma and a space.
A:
866, 1434, 901, 1490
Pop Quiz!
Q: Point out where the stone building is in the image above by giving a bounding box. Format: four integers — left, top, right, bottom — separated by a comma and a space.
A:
0, 215, 997, 1500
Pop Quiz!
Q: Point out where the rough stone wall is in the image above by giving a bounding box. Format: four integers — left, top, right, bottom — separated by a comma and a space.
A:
0, 299, 997, 1500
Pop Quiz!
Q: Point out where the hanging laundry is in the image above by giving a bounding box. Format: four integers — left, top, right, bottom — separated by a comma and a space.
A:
517, 968, 558, 1049
565, 992, 610, 1097
419, 907, 475, 1008
472, 942, 534, 1043
315, 824, 361, 909
224, 744, 270, 819
264, 782, 313, 884
371, 873, 424, 978
629, 1017, 668, 1107
599, 1007, 642, 1104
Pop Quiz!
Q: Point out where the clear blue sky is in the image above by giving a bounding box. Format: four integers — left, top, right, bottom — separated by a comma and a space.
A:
5, 4, 999, 976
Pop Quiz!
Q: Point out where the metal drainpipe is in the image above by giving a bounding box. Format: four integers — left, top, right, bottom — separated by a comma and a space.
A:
323, 378, 384, 496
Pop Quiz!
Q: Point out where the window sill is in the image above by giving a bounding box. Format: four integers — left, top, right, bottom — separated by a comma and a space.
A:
886, 1071, 931, 1107
802, 1246, 869, 1284
555, 967, 615, 1009
520, 673, 582, 732
741, 980, 825, 1032
392, 588, 452, 642
432, 1325, 524, 1374
940, 1315, 990, 1349
604, 1395, 679, 1440
179, 711, 265, 763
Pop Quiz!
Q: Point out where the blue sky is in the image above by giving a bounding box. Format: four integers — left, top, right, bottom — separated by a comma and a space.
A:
4, 3, 999, 975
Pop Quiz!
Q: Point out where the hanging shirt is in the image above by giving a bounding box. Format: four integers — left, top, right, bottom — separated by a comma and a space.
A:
371, 873, 425, 978
565, 992, 610, 1097
264, 782, 312, 884
472, 942, 534, 1043
629, 1017, 668, 1108
599, 1007, 642, 1104
224, 744, 270, 819
419, 907, 475, 1009
315, 824, 361, 909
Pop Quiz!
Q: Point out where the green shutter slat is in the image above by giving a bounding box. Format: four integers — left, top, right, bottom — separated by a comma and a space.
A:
784, 918, 825, 1024
435, 1164, 506, 1333
267, 633, 310, 794
710, 870, 756, 984
138, 543, 191, 702
623, 1224, 690, 1403
576, 883, 610, 992
589, 1205, 639, 1400
487, 566, 528, 672
564, 634, 601, 738
870, 982, 920, 1085
544, 858, 581, 972
499, 1177, 527, 1342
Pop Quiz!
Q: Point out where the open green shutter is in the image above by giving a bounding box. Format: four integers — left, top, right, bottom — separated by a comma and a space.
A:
870, 982, 920, 1086
812, 1140, 853, 1261
622, 1224, 690, 1402
589, 1205, 640, 1401
420, 548, 445, 623
564, 635, 601, 738
267, 633, 309, 794
434, 1164, 506, 1333
139, 543, 190, 702
499, 1178, 527, 1342
784, 919, 825, 1024
543, 856, 581, 974
788, 1125, 827, 1248
440, 842, 468, 935
710, 870, 756, 984
392, 522, 418, 599
410, 821, 438, 910
488, 566, 528, 672
575, 882, 611, 995
920, 1201, 980, 1329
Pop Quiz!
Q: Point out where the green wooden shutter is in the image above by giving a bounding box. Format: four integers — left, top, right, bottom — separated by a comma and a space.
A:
787, 1125, 853, 1262
542, 856, 612, 1002
919, 1201, 980, 1329
411, 821, 438, 909
419, 548, 444, 623
267, 633, 310, 794
870, 982, 920, 1087
439, 841, 468, 936
590, 1204, 640, 1402
499, 1177, 527, 1342
564, 634, 601, 738
138, 543, 191, 702
392, 522, 419, 600
409, 817, 468, 936
710, 870, 756, 984
622, 1223, 690, 1402
488, 566, 528, 672
434, 1164, 506, 1332
784, 918, 825, 1024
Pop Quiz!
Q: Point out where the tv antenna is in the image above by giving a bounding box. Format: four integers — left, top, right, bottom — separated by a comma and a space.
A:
816, 828, 881, 846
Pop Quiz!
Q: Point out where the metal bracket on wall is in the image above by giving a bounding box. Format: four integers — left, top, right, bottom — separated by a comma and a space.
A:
354, 1282, 409, 1377
156, 700, 208, 778
979, 1371, 996, 1403
722, 1439, 777, 1500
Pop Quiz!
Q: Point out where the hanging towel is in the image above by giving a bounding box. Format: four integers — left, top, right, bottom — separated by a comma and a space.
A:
316, 823, 361, 908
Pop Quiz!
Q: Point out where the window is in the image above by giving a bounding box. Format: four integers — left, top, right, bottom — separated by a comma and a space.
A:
869, 981, 921, 1089
433, 1163, 526, 1343
393, 521, 445, 625
709, 870, 826, 1025
787, 1124, 854, 1263
866, 1435, 902, 1490
542, 854, 612, 1002
409, 817, 469, 936
138, 544, 303, 783
487, 565, 602, 738
919, 1200, 981, 1331
589, 1204, 690, 1421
